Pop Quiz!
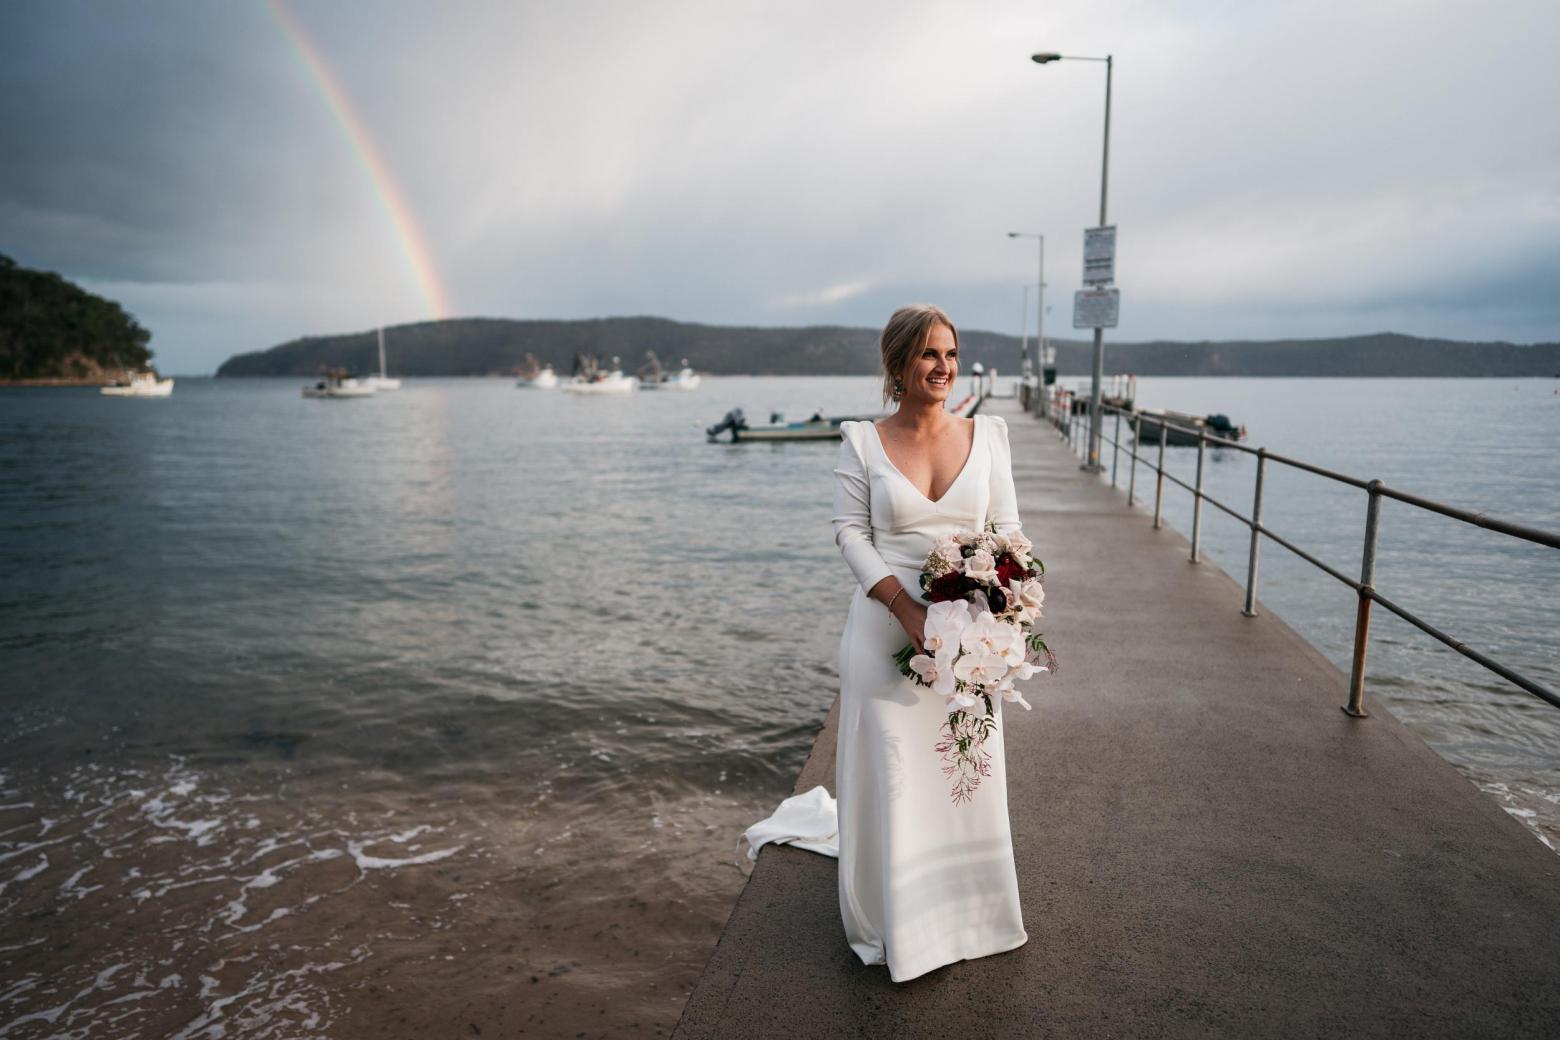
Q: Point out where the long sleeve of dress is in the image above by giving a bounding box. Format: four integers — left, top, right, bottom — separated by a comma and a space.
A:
832, 424, 895, 595
986, 415, 1023, 539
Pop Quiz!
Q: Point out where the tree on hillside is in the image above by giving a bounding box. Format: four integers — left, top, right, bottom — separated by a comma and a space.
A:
0, 254, 154, 380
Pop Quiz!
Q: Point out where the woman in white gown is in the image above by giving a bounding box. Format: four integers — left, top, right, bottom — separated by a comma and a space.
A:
831, 304, 1028, 982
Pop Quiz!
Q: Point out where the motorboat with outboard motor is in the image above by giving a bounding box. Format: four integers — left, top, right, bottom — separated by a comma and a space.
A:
1131, 408, 1245, 446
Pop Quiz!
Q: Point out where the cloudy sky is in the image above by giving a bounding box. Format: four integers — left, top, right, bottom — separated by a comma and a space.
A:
3, 0, 1557, 373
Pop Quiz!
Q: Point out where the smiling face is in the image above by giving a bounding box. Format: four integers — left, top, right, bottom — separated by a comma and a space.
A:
900, 322, 958, 404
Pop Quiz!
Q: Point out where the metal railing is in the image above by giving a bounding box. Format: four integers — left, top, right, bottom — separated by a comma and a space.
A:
1040, 387, 1560, 717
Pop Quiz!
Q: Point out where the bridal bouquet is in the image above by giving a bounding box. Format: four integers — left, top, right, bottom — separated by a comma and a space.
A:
892, 522, 1056, 804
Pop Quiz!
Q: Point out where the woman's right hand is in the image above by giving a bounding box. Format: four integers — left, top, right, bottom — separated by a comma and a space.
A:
892, 599, 929, 655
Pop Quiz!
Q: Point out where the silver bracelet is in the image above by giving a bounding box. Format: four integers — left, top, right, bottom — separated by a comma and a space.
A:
886, 588, 905, 612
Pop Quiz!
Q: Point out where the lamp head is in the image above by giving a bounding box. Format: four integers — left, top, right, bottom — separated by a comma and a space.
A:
1031, 52, 1062, 64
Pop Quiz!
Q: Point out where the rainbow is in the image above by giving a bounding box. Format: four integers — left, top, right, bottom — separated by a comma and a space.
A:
265, 0, 453, 320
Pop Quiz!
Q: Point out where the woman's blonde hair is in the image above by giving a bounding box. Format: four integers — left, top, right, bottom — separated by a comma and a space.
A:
879, 304, 959, 408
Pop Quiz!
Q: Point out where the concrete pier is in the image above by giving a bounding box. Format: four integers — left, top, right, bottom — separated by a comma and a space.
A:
674, 395, 1560, 1038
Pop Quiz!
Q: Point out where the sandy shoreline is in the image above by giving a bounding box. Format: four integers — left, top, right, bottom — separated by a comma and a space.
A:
0, 754, 775, 1038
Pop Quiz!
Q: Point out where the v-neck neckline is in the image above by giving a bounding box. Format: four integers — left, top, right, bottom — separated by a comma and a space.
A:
867, 415, 981, 507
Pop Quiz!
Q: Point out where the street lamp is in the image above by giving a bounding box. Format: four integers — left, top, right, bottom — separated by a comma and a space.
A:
1020, 284, 1033, 373
1007, 231, 1047, 416
1031, 50, 1112, 473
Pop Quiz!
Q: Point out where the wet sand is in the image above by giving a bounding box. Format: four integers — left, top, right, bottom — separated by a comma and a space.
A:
0, 755, 767, 1038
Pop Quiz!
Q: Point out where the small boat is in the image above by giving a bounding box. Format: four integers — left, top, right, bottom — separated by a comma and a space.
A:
705, 394, 980, 443
706, 408, 870, 442
303, 368, 376, 399
562, 369, 636, 394
638, 351, 701, 390
360, 327, 401, 391
514, 352, 559, 389
518, 368, 558, 389
101, 370, 173, 397
661, 365, 701, 391
1131, 408, 1245, 446
562, 352, 637, 394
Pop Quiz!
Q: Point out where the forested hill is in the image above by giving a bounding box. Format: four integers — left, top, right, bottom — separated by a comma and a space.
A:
216, 317, 1558, 378
0, 254, 154, 383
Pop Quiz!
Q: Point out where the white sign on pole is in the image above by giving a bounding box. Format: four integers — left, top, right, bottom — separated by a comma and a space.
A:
1083, 225, 1116, 286
1072, 288, 1120, 329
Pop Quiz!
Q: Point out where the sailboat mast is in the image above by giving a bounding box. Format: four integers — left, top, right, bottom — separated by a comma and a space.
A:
378, 327, 387, 378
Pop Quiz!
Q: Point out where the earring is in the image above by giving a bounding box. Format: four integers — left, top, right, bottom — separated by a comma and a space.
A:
892, 379, 904, 399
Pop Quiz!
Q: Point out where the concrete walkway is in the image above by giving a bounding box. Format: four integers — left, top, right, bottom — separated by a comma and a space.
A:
674, 395, 1560, 1039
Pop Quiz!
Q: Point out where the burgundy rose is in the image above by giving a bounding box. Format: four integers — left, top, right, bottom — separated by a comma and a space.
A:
995, 553, 1025, 587
927, 571, 967, 603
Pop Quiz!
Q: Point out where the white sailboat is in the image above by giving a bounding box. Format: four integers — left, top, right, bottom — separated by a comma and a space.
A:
361, 328, 402, 391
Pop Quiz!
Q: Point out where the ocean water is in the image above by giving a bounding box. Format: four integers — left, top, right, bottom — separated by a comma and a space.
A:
1, 374, 1556, 1037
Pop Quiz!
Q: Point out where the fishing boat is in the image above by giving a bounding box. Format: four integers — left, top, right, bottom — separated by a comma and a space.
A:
637, 351, 701, 390
563, 369, 636, 394
562, 352, 636, 394
361, 328, 401, 390
514, 353, 558, 389
303, 367, 376, 399
101, 370, 173, 397
661, 363, 701, 391
1131, 408, 1245, 446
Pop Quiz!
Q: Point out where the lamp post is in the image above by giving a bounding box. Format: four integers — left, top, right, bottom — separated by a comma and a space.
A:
1020, 284, 1033, 376
1032, 50, 1112, 473
1007, 231, 1047, 416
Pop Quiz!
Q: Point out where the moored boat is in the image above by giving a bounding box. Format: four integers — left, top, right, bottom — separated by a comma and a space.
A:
514, 352, 559, 389
638, 351, 701, 390
563, 352, 637, 394
360, 327, 401, 390
704, 394, 980, 443
1131, 408, 1245, 446
101, 370, 173, 397
303, 368, 376, 399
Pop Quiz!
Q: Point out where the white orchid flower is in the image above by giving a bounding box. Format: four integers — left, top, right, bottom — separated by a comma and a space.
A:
923, 600, 971, 656
1007, 657, 1047, 682
1006, 529, 1034, 559
909, 650, 959, 698
952, 648, 1007, 688
998, 621, 1028, 666
995, 676, 1032, 710
960, 610, 1015, 660
945, 682, 983, 713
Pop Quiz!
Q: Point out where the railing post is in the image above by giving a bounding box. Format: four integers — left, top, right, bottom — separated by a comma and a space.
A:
1191, 429, 1206, 563
1127, 414, 1140, 506
1344, 481, 1383, 717
1152, 417, 1168, 529
1111, 410, 1121, 487
1242, 448, 1267, 617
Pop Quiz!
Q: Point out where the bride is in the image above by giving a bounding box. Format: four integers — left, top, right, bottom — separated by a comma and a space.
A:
831, 303, 1028, 982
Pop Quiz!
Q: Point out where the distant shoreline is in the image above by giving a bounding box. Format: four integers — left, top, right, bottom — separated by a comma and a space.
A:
215, 317, 1560, 380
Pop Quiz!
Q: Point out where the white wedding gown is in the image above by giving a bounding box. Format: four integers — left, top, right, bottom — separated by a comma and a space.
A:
829, 412, 1028, 982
